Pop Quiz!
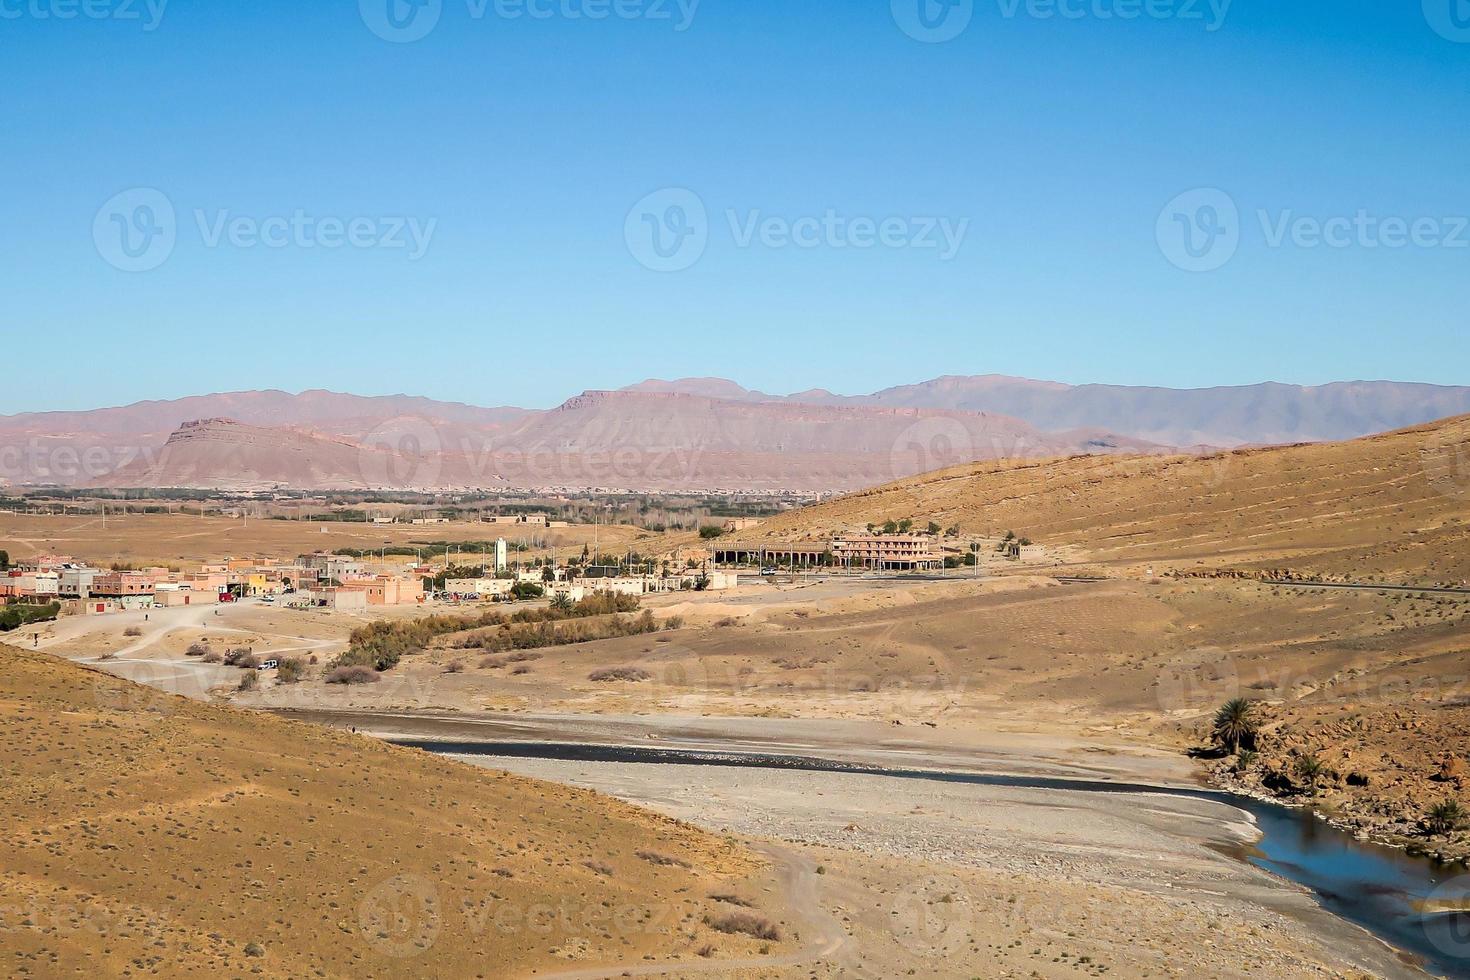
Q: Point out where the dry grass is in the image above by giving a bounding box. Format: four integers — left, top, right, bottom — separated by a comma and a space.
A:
0, 642, 772, 976
755, 414, 1470, 584
705, 911, 780, 941
589, 667, 653, 683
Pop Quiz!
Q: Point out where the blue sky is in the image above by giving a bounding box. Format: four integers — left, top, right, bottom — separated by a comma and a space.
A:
2, 0, 1467, 413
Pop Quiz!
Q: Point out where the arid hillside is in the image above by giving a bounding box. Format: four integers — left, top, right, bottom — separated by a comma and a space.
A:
753, 415, 1470, 584
0, 644, 786, 978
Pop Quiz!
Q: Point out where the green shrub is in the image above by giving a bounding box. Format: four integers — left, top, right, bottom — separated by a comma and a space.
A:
1428, 799, 1466, 836
0, 603, 61, 633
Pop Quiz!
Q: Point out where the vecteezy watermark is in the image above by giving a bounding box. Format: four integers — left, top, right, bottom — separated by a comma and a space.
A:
359, 874, 442, 958
1423, 0, 1470, 43
891, 0, 974, 43
0, 439, 162, 483
1423, 874, 1470, 962
94, 188, 437, 271
1257, 210, 1470, 251
357, 417, 445, 491
625, 188, 970, 272
1420, 423, 1470, 502
995, 0, 1232, 29
0, 0, 168, 30
360, 0, 699, 43
891, 0, 1231, 42
624, 188, 708, 273
1155, 188, 1240, 273
1154, 646, 1238, 715
1157, 188, 1470, 272
93, 188, 176, 273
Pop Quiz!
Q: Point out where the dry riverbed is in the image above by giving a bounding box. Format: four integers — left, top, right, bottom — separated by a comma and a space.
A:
452, 753, 1425, 978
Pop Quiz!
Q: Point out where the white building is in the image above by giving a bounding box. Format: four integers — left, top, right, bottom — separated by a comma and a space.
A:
444, 577, 514, 598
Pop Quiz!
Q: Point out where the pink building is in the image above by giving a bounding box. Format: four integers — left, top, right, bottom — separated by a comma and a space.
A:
92, 572, 157, 596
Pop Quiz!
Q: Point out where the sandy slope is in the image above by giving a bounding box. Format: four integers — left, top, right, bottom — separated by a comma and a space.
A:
0, 644, 791, 978
748, 414, 1470, 583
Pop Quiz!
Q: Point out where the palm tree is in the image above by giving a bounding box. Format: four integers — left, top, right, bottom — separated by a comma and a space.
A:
1294, 754, 1325, 796
1234, 749, 1257, 773
1212, 698, 1257, 753
1427, 799, 1466, 836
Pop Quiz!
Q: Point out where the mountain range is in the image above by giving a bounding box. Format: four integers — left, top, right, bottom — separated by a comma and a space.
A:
1, 376, 1466, 492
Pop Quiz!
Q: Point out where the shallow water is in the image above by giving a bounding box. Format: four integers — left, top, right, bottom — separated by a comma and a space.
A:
401, 739, 1470, 978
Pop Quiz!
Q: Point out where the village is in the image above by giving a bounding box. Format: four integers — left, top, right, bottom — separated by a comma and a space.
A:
0, 512, 1046, 623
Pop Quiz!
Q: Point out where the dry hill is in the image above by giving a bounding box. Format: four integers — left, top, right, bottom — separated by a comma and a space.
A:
751, 415, 1470, 584
0, 644, 785, 977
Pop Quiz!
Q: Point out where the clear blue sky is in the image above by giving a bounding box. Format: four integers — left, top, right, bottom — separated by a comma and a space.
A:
2, 0, 1467, 413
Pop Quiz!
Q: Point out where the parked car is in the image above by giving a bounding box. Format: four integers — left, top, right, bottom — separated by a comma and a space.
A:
259, 660, 279, 671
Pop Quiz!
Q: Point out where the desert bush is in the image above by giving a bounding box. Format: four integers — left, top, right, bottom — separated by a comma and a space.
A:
224, 648, 259, 669
276, 658, 306, 684
201, 652, 222, 664
636, 850, 690, 868
1428, 799, 1467, 835
582, 860, 614, 877
705, 912, 780, 941
325, 665, 381, 685
123, 626, 144, 637
335, 591, 650, 672
710, 893, 754, 907
510, 665, 531, 675
589, 667, 652, 683
185, 641, 210, 657
1294, 754, 1325, 794
445, 659, 465, 674
237, 671, 258, 692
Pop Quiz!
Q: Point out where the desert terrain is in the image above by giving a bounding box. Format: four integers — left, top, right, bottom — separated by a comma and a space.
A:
0, 642, 797, 978
11, 416, 1470, 977
747, 414, 1470, 584
0, 511, 652, 569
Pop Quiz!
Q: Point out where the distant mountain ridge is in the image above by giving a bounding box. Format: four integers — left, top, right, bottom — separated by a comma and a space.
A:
93, 395, 1159, 492
620, 376, 1470, 447
2, 375, 1466, 491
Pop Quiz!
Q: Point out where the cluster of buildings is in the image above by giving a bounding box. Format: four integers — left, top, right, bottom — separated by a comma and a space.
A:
0, 552, 425, 616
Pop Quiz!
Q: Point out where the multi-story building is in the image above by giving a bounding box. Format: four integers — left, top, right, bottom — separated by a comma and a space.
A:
830, 534, 942, 571
91, 571, 157, 596
57, 566, 101, 597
